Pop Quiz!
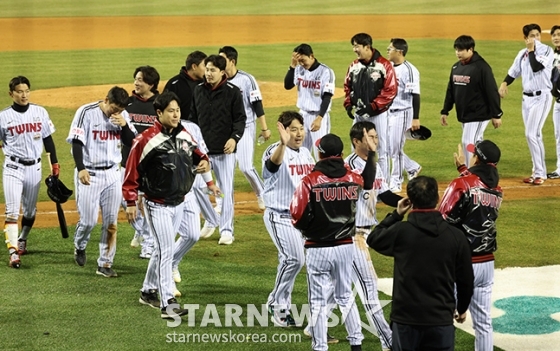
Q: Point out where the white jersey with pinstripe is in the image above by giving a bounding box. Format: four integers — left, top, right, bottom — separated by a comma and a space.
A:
551, 50, 560, 174
227, 70, 264, 198
293, 63, 335, 159
507, 40, 554, 178
344, 152, 392, 349
470, 261, 495, 351
388, 61, 421, 189
262, 143, 314, 311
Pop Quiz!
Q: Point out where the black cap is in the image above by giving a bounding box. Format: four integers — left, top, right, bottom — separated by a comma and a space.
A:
316, 133, 343, 157
466, 140, 501, 164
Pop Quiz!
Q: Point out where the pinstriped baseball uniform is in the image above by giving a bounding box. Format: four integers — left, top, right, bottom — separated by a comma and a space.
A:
67, 101, 136, 268
345, 153, 392, 349
550, 49, 560, 175
292, 63, 335, 159
388, 61, 421, 191
506, 39, 554, 178
227, 70, 265, 198
262, 142, 314, 311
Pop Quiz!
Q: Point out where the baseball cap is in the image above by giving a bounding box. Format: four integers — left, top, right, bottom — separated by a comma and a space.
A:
316, 133, 343, 157
404, 126, 432, 141
466, 140, 501, 164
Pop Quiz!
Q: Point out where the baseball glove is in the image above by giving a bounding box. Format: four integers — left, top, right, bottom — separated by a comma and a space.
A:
45, 175, 73, 203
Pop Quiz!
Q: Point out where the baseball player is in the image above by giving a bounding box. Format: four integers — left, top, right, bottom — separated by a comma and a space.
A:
499, 24, 554, 185
122, 65, 160, 259
284, 43, 335, 160
219, 46, 270, 210
386, 38, 422, 193
547, 25, 560, 179
291, 133, 377, 351
123, 91, 218, 319
344, 33, 397, 189
441, 35, 503, 168
262, 111, 314, 327
190, 55, 246, 245
67, 86, 137, 277
439, 140, 503, 351
1, 76, 59, 268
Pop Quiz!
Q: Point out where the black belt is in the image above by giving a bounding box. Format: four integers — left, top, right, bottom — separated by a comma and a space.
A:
9, 156, 41, 166
88, 165, 114, 170
389, 108, 409, 113
523, 90, 541, 97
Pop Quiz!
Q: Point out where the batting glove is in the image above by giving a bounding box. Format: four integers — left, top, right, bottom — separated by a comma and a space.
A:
52, 163, 60, 178
345, 106, 354, 119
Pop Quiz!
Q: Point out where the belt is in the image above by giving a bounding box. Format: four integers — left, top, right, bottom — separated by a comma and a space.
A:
87, 165, 115, 170
9, 156, 41, 166
389, 107, 410, 113
523, 90, 541, 97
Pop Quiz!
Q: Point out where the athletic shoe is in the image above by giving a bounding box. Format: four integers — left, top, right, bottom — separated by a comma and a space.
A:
130, 234, 141, 248
257, 196, 265, 210
533, 177, 545, 185
161, 298, 188, 320
547, 171, 560, 179
9, 252, 21, 269
285, 314, 302, 327
303, 326, 339, 344
139, 289, 160, 309
199, 221, 217, 239
270, 308, 290, 327
96, 266, 118, 277
74, 248, 86, 267
218, 233, 234, 245
139, 251, 152, 259
17, 240, 27, 255
523, 176, 534, 184
172, 269, 182, 283
173, 289, 182, 298
407, 166, 422, 180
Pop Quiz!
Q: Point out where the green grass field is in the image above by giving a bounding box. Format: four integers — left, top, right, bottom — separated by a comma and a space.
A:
1, 1, 559, 350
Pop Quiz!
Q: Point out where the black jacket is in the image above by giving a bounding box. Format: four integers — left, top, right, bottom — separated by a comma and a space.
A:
191, 76, 246, 154
441, 52, 503, 123
367, 209, 474, 326
121, 92, 158, 166
164, 67, 202, 123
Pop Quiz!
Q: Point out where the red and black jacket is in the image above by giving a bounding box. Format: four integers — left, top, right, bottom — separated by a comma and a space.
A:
123, 119, 208, 206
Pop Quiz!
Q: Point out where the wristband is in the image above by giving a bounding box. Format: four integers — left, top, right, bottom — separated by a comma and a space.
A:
202, 171, 213, 184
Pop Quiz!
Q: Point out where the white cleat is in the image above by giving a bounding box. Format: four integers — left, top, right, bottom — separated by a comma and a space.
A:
173, 289, 182, 298
257, 196, 265, 210
408, 166, 422, 181
172, 269, 182, 283
199, 221, 217, 239
218, 234, 234, 245
130, 235, 140, 248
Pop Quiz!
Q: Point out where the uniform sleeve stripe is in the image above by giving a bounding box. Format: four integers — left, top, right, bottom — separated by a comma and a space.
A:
75, 102, 99, 129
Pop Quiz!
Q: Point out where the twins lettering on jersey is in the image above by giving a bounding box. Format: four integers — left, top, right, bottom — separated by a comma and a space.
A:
471, 189, 502, 208
453, 75, 471, 85
129, 113, 157, 125
6, 122, 42, 136
289, 164, 314, 175
92, 130, 121, 140
297, 78, 321, 90
312, 185, 359, 201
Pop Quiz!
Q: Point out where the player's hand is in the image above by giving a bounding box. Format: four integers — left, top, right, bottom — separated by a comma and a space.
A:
498, 83, 508, 98
126, 205, 137, 223
310, 116, 323, 132
78, 169, 90, 185
356, 103, 376, 116
207, 184, 222, 197
346, 106, 354, 119
51, 163, 60, 178
196, 159, 210, 173
110, 113, 126, 127
277, 121, 290, 146
454, 310, 467, 323
454, 143, 466, 167
290, 52, 299, 68
440, 114, 448, 126
224, 138, 237, 154
396, 197, 412, 216
525, 37, 535, 51
492, 118, 502, 129
362, 127, 377, 152
411, 119, 420, 131
260, 128, 272, 141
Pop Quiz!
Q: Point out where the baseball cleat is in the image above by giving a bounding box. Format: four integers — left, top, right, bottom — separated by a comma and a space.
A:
547, 171, 560, 179
173, 289, 182, 298
17, 240, 28, 255
408, 166, 422, 180
523, 176, 534, 184
161, 298, 188, 319
218, 234, 234, 245
199, 221, 217, 239
9, 253, 21, 269
130, 235, 141, 248
172, 269, 182, 283
139, 289, 160, 309
74, 248, 86, 266
96, 266, 118, 277
257, 196, 265, 210
532, 177, 545, 185
303, 326, 339, 344
139, 251, 152, 259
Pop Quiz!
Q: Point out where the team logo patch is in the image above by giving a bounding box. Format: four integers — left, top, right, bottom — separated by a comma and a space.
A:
370, 71, 381, 81
33, 133, 41, 140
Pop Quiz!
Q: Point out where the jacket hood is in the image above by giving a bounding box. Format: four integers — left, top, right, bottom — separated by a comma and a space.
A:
468, 163, 499, 188
407, 210, 447, 237
313, 157, 347, 178
131, 91, 158, 103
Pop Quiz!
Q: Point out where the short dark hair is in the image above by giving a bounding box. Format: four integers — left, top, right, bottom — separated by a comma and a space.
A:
390, 38, 408, 56
454, 35, 475, 51
106, 86, 129, 108
154, 91, 180, 113
278, 110, 304, 128
218, 46, 238, 64
133, 65, 160, 93
9, 76, 31, 91
349, 121, 376, 146
185, 51, 208, 70
205, 55, 227, 71
551, 25, 560, 35
523, 23, 541, 37
406, 176, 439, 209
294, 43, 313, 56
351, 33, 373, 48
